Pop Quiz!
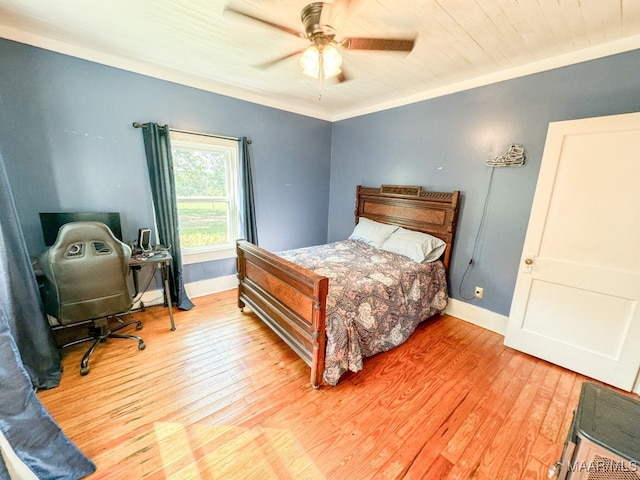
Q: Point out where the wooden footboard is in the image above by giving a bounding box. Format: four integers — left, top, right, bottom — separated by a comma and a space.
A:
236, 240, 328, 388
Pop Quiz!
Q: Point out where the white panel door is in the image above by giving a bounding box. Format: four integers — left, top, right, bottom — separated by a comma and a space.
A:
505, 112, 640, 391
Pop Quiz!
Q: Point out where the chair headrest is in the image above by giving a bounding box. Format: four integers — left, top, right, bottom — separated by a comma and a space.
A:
54, 221, 118, 243
46, 221, 131, 261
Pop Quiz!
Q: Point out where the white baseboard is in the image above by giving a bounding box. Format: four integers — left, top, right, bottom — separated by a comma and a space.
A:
444, 298, 508, 336
185, 274, 238, 298
132, 290, 165, 309
132, 274, 238, 309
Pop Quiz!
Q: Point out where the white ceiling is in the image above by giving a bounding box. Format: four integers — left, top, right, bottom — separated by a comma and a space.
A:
1, 0, 639, 121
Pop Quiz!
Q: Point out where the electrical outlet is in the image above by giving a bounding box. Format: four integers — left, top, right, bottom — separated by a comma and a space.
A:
474, 286, 484, 299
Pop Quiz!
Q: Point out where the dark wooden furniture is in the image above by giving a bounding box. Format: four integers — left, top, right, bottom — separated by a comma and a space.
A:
236, 185, 460, 388
551, 382, 640, 479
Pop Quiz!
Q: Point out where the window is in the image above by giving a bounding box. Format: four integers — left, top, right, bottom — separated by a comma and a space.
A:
170, 131, 239, 264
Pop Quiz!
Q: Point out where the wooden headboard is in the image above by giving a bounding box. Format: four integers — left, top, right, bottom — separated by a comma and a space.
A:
355, 185, 460, 269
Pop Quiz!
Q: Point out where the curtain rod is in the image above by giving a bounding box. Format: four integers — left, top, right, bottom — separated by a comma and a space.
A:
132, 122, 250, 143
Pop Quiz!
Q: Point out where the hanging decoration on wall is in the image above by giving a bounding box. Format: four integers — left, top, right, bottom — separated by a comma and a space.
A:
486, 144, 525, 167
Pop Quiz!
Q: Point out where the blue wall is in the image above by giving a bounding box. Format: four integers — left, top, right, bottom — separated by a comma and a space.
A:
0, 39, 332, 284
1, 37, 639, 316
329, 49, 640, 315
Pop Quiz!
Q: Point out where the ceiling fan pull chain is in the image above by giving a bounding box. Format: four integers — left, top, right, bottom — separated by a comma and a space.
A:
318, 52, 324, 101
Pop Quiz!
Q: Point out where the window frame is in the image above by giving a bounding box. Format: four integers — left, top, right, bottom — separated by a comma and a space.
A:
170, 131, 239, 264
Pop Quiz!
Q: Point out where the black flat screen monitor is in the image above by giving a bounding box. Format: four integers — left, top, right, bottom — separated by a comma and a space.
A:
40, 212, 123, 246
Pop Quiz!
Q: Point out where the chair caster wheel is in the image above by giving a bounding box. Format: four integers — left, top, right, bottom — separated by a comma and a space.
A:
135, 322, 143, 331
80, 367, 89, 376
138, 341, 146, 350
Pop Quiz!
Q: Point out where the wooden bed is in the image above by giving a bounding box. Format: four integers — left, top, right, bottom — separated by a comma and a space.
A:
236, 184, 460, 388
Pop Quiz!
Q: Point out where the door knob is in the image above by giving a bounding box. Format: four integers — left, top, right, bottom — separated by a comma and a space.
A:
523, 257, 534, 274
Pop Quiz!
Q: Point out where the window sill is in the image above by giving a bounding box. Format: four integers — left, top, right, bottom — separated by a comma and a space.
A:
182, 246, 236, 265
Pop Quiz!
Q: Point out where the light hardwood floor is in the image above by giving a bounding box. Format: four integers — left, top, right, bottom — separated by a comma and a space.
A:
38, 289, 609, 479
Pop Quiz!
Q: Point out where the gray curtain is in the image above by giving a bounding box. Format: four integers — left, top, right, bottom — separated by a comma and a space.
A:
0, 152, 61, 389
0, 150, 95, 478
139, 122, 194, 311
238, 137, 258, 245
0, 318, 96, 479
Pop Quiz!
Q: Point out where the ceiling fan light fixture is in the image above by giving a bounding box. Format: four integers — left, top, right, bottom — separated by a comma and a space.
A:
300, 44, 343, 79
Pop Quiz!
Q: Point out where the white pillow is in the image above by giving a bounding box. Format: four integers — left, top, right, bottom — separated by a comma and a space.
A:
348, 217, 398, 249
380, 227, 446, 263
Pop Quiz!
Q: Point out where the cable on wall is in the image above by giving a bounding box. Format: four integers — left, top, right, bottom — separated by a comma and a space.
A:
459, 167, 496, 300
458, 144, 526, 301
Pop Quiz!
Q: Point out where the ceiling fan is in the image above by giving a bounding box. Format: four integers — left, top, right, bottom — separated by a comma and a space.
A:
225, 1, 415, 83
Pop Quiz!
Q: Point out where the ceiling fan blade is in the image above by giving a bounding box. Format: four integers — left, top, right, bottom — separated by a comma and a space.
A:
342, 37, 415, 52
225, 6, 304, 38
324, 65, 349, 83
254, 50, 304, 70
335, 69, 348, 83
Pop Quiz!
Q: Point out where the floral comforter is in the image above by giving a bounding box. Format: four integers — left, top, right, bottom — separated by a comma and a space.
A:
277, 239, 449, 386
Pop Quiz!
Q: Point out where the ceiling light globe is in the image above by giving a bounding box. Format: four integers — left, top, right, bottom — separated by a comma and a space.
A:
322, 45, 342, 78
300, 46, 320, 77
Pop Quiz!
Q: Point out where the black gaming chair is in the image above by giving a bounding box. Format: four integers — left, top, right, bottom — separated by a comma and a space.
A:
38, 221, 145, 375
